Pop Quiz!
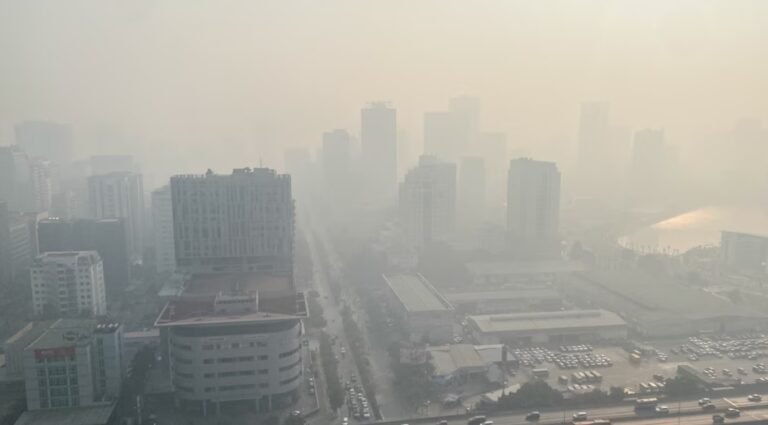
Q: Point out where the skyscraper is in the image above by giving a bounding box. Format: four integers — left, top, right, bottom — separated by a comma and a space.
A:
151, 185, 176, 274
631, 129, 675, 207
170, 168, 294, 276
0, 146, 45, 213
361, 102, 397, 202
458, 156, 486, 228
507, 158, 561, 259
88, 172, 144, 261
321, 129, 351, 190
14, 121, 74, 164
399, 155, 457, 248
30, 251, 107, 317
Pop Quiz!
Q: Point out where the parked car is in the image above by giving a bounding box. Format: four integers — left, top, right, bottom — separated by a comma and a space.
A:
748, 394, 762, 402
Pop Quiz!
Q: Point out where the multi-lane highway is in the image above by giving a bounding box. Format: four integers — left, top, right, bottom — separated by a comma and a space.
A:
429, 398, 768, 425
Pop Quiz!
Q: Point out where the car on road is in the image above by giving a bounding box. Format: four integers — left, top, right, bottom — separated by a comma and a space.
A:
655, 405, 670, 415
702, 403, 716, 411
572, 412, 588, 421
748, 394, 762, 402
725, 408, 741, 418
467, 416, 487, 425
525, 411, 540, 421
437, 421, 448, 425
698, 398, 712, 406
712, 414, 725, 423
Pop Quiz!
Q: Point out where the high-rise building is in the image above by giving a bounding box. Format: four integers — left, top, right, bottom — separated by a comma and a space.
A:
423, 97, 479, 163
449, 95, 480, 152
399, 155, 457, 248
507, 158, 561, 259
151, 186, 176, 274
30, 251, 107, 317
361, 102, 397, 202
458, 156, 486, 227
171, 168, 294, 276
321, 129, 351, 190
90, 155, 140, 175
38, 218, 131, 292
14, 121, 74, 165
16, 319, 122, 410
88, 172, 144, 261
631, 129, 675, 207
0, 146, 44, 213
0, 202, 11, 290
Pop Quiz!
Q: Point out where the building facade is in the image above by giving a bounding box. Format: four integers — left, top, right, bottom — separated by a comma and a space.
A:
507, 158, 561, 259
88, 172, 144, 261
170, 168, 294, 276
151, 185, 176, 274
361, 102, 397, 202
31, 251, 107, 317
399, 155, 457, 248
38, 218, 130, 292
21, 319, 122, 410
383, 273, 454, 344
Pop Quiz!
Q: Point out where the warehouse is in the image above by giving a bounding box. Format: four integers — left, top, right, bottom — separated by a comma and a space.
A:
383, 273, 454, 344
444, 287, 562, 314
467, 309, 627, 345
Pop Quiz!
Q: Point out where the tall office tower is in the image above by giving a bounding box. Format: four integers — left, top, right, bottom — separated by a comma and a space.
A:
321, 129, 351, 190
14, 121, 74, 165
88, 172, 144, 261
399, 155, 457, 248
423, 112, 464, 163
0, 146, 42, 213
631, 129, 675, 207
31, 159, 53, 212
361, 102, 397, 202
458, 156, 486, 228
30, 251, 107, 317
576, 102, 616, 197
478, 132, 508, 217
448, 96, 480, 153
15, 319, 122, 410
151, 186, 176, 274
171, 168, 294, 276
507, 158, 561, 260
0, 203, 11, 290
90, 155, 140, 175
38, 218, 131, 292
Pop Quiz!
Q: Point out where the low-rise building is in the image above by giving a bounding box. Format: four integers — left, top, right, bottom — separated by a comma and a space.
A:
444, 287, 562, 314
155, 273, 307, 414
427, 344, 504, 386
383, 273, 454, 344
468, 309, 627, 345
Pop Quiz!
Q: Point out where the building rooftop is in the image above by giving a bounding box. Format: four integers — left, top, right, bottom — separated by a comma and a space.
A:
28, 319, 98, 350
573, 270, 766, 322
155, 273, 307, 327
444, 288, 560, 303
427, 344, 504, 377
466, 260, 587, 276
383, 273, 453, 313
14, 403, 115, 425
469, 309, 626, 334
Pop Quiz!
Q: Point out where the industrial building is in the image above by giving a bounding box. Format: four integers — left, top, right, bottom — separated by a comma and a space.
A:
569, 271, 768, 337
467, 309, 627, 345
465, 260, 586, 286
444, 287, 562, 315
427, 344, 504, 386
383, 273, 454, 344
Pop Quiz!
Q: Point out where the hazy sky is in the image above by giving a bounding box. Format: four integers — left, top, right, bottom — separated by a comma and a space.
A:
1, 0, 767, 184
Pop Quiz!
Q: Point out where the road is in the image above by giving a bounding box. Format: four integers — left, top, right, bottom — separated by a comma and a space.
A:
434, 398, 768, 425
302, 213, 364, 421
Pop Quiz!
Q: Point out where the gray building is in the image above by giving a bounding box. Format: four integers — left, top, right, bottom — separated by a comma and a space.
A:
21, 319, 123, 410
721, 230, 768, 274
14, 121, 74, 165
399, 155, 457, 248
30, 251, 107, 318
321, 129, 351, 192
170, 168, 294, 276
88, 172, 144, 261
383, 273, 454, 344
151, 186, 176, 274
507, 158, 561, 259
361, 102, 397, 202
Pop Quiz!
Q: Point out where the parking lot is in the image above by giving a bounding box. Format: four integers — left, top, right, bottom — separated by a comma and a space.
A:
507, 333, 768, 396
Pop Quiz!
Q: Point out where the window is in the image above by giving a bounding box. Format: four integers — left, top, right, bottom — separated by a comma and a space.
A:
238, 356, 254, 362
202, 359, 214, 365
259, 383, 269, 389
280, 358, 302, 372
202, 344, 214, 351
258, 369, 268, 375
279, 345, 301, 358
280, 373, 301, 386
231, 343, 240, 349
203, 373, 215, 378
257, 355, 268, 361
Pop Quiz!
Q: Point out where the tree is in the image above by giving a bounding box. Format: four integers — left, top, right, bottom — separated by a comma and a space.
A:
498, 381, 563, 410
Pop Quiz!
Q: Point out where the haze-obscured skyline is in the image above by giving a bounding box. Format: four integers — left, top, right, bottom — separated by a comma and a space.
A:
1, 0, 767, 184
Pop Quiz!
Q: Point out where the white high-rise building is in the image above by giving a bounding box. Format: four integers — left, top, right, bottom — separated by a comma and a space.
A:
399, 155, 457, 248
151, 185, 175, 274
170, 168, 294, 276
507, 158, 561, 259
30, 251, 107, 317
88, 172, 144, 261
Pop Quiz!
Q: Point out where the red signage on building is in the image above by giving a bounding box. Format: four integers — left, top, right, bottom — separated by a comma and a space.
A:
34, 346, 75, 360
